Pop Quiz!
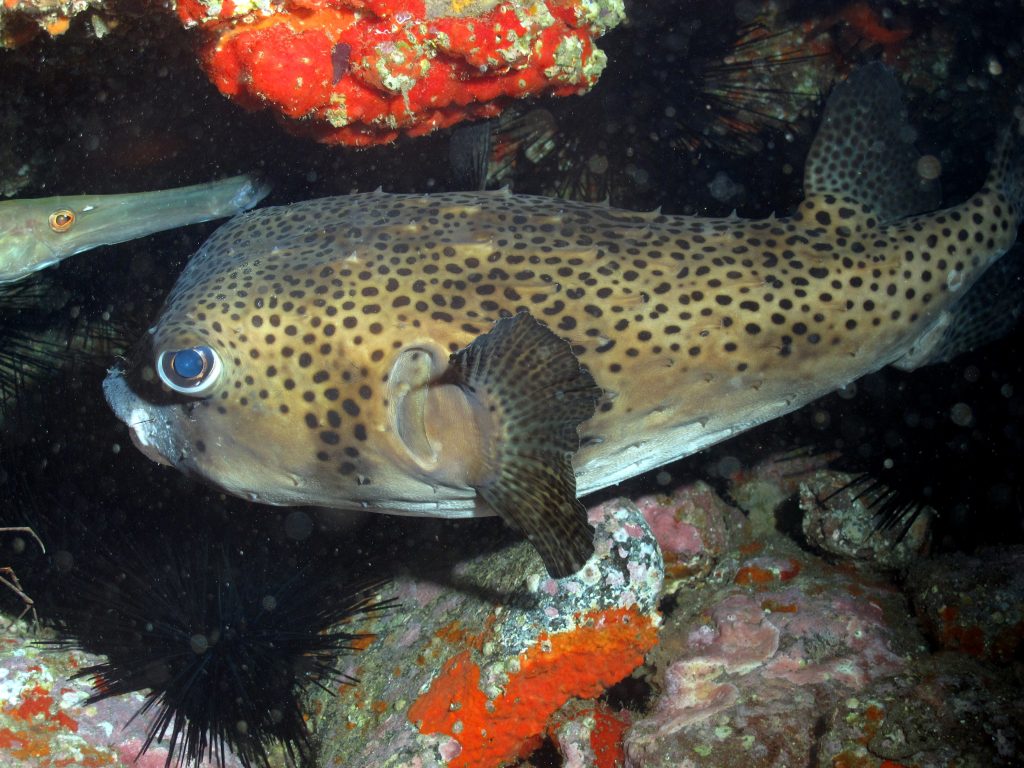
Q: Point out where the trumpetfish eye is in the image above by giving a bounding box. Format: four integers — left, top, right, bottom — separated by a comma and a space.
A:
157, 345, 222, 395
48, 209, 75, 232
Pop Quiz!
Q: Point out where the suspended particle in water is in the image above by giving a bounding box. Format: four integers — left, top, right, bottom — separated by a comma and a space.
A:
949, 402, 973, 427
916, 154, 942, 181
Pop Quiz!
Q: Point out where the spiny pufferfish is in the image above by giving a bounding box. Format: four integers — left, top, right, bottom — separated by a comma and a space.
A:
104, 65, 1024, 577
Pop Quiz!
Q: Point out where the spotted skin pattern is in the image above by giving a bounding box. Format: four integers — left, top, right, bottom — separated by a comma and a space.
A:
105, 66, 1023, 568
140, 177, 1013, 468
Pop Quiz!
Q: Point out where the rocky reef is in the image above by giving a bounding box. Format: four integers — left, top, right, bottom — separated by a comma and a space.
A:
4, 454, 1023, 766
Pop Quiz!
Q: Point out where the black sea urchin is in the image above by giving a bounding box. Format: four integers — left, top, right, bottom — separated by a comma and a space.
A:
0, 274, 126, 424
465, 0, 828, 210
44, 519, 389, 768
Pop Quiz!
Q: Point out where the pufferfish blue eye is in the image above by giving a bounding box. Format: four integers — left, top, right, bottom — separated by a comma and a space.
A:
156, 345, 222, 395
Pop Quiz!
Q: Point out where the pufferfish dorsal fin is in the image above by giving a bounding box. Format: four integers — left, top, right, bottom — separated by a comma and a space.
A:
441, 311, 601, 578
804, 62, 940, 223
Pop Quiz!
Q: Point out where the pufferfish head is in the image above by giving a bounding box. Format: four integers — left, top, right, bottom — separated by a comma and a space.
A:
102, 272, 486, 517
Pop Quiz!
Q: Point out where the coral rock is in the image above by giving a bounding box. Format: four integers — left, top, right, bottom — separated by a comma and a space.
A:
906, 545, 1024, 662
551, 701, 633, 768
312, 496, 663, 767
0, 0, 105, 48
635, 481, 748, 594
625, 545, 911, 768
799, 469, 932, 568
177, 0, 625, 145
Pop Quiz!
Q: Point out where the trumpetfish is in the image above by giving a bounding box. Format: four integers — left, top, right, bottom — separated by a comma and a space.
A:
0, 174, 269, 285
103, 65, 1023, 577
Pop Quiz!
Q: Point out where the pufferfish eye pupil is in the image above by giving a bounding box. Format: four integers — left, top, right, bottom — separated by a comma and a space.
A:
171, 349, 206, 380
157, 345, 222, 396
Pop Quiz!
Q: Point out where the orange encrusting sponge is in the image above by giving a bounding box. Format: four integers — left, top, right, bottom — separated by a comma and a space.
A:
408, 606, 657, 767
175, 0, 624, 146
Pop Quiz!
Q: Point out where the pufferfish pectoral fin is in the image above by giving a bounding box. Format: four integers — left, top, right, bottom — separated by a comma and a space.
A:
441, 311, 602, 578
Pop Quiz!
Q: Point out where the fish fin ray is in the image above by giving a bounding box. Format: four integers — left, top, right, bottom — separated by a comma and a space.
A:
442, 311, 601, 577
804, 62, 940, 222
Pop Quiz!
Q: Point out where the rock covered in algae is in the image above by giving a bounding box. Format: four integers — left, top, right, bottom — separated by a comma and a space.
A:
312, 496, 663, 767
821, 653, 1024, 767
7, 464, 1021, 767
798, 469, 933, 569
624, 538, 916, 768
906, 545, 1024, 662
177, 0, 626, 146
0, 631, 245, 767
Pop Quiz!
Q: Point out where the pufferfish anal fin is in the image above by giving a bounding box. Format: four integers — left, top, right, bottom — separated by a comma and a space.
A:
804, 62, 940, 223
441, 311, 602, 578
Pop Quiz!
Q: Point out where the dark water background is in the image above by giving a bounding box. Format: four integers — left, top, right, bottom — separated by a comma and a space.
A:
1, 0, 1023, 622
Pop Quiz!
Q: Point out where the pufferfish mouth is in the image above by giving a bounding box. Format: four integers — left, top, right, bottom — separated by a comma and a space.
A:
126, 416, 173, 467
103, 367, 182, 469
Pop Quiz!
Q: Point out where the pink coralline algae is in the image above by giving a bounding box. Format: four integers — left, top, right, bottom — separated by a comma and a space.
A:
634, 480, 749, 593
625, 545, 910, 768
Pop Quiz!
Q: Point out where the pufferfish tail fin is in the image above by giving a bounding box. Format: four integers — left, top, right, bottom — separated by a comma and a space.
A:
441, 312, 601, 578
